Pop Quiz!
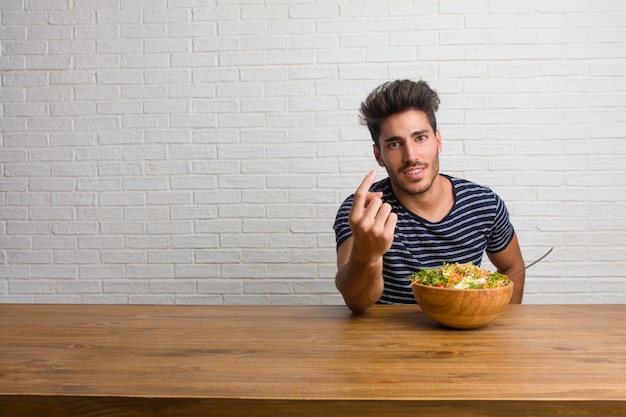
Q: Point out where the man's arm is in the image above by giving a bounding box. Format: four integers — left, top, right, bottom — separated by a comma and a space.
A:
487, 232, 525, 304
335, 237, 384, 313
335, 171, 398, 313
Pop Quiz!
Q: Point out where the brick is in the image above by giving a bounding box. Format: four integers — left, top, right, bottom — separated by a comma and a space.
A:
52, 222, 98, 235
3, 41, 47, 55
79, 265, 125, 279
2, 11, 46, 25
147, 249, 193, 264
220, 233, 267, 249
245, 280, 292, 294
101, 251, 147, 264
243, 249, 290, 263
197, 278, 242, 294
146, 221, 193, 234
0, 265, 30, 279
99, 221, 143, 234
196, 249, 241, 264
0, 207, 28, 220
0, 236, 30, 249
9, 280, 54, 294
171, 235, 218, 249
8, 221, 52, 235
267, 263, 317, 278
175, 265, 219, 279
104, 280, 150, 294
48, 11, 95, 25
56, 280, 101, 293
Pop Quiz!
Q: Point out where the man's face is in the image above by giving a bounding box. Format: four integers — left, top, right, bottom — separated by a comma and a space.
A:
373, 109, 442, 198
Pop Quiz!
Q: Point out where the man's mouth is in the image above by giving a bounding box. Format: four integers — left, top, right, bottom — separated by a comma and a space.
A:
403, 165, 426, 177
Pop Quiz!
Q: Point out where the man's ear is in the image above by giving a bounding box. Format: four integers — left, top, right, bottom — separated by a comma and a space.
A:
436, 130, 442, 154
373, 144, 384, 167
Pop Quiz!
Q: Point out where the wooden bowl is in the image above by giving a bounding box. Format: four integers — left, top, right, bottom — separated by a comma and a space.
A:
411, 282, 514, 329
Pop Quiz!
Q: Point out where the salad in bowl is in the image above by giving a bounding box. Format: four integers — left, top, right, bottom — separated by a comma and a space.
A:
407, 262, 511, 290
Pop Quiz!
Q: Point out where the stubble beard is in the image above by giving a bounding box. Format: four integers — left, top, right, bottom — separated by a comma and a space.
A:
386, 155, 440, 197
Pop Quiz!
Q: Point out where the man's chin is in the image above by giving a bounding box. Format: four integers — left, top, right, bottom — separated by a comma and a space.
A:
391, 180, 431, 196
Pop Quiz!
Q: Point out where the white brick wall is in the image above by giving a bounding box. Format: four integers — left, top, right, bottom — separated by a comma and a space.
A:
1, 1, 625, 305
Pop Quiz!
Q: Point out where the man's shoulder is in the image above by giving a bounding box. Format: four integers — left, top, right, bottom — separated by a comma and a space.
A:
445, 174, 495, 195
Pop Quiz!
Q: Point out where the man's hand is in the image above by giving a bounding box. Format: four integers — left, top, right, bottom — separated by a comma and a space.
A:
348, 171, 398, 266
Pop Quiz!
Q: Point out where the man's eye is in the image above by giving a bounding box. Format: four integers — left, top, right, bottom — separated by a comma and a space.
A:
388, 142, 400, 148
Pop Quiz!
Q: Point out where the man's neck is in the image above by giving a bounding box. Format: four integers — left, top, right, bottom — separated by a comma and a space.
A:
394, 174, 454, 223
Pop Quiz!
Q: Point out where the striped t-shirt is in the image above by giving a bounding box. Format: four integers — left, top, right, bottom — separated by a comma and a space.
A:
333, 174, 515, 305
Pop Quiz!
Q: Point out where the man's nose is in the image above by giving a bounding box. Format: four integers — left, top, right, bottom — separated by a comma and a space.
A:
403, 141, 420, 162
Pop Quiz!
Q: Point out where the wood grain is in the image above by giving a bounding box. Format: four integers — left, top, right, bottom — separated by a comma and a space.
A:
1, 304, 626, 416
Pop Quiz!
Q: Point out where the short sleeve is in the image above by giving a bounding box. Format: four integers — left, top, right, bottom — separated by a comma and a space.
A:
486, 193, 515, 253
333, 194, 354, 250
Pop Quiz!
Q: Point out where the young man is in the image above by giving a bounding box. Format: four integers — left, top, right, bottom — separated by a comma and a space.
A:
333, 80, 525, 313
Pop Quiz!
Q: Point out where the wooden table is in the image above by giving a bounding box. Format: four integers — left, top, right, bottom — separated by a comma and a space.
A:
1, 303, 626, 416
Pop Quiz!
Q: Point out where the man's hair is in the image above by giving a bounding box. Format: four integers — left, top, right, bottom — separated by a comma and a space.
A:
359, 79, 440, 147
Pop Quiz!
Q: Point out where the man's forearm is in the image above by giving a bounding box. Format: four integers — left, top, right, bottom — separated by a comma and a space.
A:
335, 258, 384, 313
508, 271, 524, 304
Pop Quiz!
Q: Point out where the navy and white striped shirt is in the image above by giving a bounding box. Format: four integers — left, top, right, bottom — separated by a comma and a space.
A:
333, 175, 515, 304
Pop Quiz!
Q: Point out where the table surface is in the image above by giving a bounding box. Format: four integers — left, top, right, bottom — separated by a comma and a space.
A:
1, 303, 626, 416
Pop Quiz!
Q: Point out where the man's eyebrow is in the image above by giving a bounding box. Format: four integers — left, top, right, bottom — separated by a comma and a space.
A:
382, 135, 402, 143
382, 130, 429, 143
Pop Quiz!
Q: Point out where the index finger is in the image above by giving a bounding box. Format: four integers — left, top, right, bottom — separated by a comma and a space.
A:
351, 170, 377, 215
